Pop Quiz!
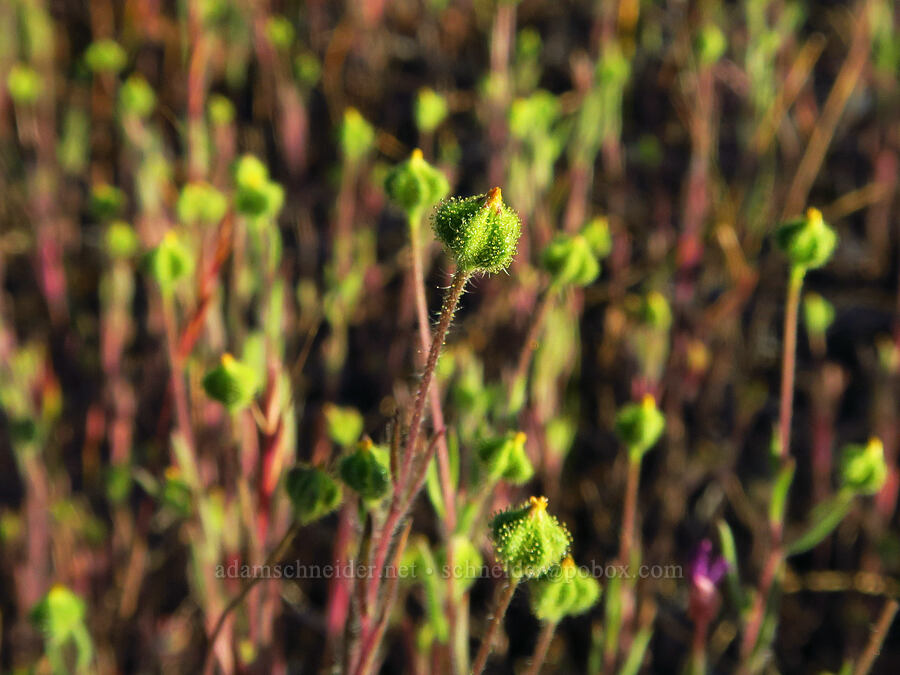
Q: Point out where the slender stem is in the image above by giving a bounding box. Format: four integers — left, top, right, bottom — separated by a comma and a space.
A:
689, 616, 709, 675
203, 522, 300, 674
619, 454, 642, 566
777, 267, 804, 460
511, 285, 556, 405
525, 621, 558, 675
853, 599, 899, 675
471, 576, 519, 675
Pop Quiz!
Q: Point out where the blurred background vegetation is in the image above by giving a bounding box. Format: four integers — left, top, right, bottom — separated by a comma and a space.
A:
0, 0, 899, 673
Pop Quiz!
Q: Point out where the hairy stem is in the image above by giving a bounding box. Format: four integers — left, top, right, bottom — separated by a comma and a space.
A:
525, 621, 558, 675
619, 454, 642, 566
853, 599, 899, 675
471, 576, 520, 675
777, 267, 804, 461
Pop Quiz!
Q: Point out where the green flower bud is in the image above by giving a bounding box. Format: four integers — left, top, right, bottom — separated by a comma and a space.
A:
119, 74, 156, 118
146, 231, 194, 290
340, 107, 375, 164
177, 181, 228, 226
546, 416, 577, 459
490, 496, 572, 578
323, 404, 364, 447
541, 234, 600, 288
84, 39, 127, 73
530, 556, 602, 623
415, 88, 449, 134
265, 15, 295, 49
104, 220, 139, 259
775, 208, 838, 271
509, 90, 560, 140
840, 438, 887, 495
30, 584, 87, 641
639, 291, 672, 331
384, 149, 450, 221
295, 52, 322, 88
432, 188, 522, 274
696, 24, 726, 65
478, 431, 534, 485
285, 465, 343, 524
615, 394, 666, 459
202, 353, 260, 411
161, 466, 192, 517
339, 438, 391, 502
91, 183, 126, 221
803, 292, 835, 338
7, 64, 42, 104
234, 155, 284, 219
582, 217, 612, 258
208, 94, 235, 126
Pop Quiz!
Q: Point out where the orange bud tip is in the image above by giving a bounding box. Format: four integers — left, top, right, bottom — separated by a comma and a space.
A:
514, 431, 527, 445
805, 207, 823, 224
641, 393, 656, 408
529, 495, 549, 515
221, 353, 236, 366
485, 187, 503, 212
410, 148, 424, 161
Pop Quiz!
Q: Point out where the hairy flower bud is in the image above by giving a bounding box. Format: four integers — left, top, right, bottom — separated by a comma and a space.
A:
202, 353, 260, 411
384, 149, 450, 221
339, 438, 391, 502
285, 465, 343, 524
30, 585, 87, 642
529, 556, 601, 623
177, 182, 228, 226
803, 292, 835, 338
234, 155, 284, 220
415, 88, 449, 133
146, 231, 194, 290
340, 107, 375, 164
490, 496, 572, 578
119, 74, 155, 119
84, 39, 127, 73
105, 221, 139, 259
775, 207, 837, 271
7, 64, 42, 104
432, 188, 522, 274
477, 430, 534, 485
323, 404, 364, 447
541, 234, 600, 288
840, 437, 887, 495
615, 394, 666, 459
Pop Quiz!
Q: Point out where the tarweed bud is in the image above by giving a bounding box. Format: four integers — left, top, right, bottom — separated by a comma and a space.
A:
384, 149, 450, 221
30, 584, 87, 642
432, 188, 522, 274
177, 182, 228, 226
582, 217, 612, 258
84, 39, 127, 73
339, 438, 391, 502
265, 15, 295, 49
803, 292, 835, 337
530, 556, 601, 623
91, 183, 126, 221
285, 465, 343, 524
208, 94, 235, 126
7, 64, 43, 104
119, 74, 156, 118
541, 234, 600, 288
323, 404, 364, 447
234, 155, 284, 219
490, 496, 572, 578
340, 108, 375, 164
840, 438, 887, 495
477, 430, 534, 485
104, 220, 139, 259
202, 353, 260, 411
415, 88, 449, 133
639, 291, 672, 331
775, 207, 837, 271
146, 231, 193, 290
161, 466, 191, 517
615, 394, 666, 458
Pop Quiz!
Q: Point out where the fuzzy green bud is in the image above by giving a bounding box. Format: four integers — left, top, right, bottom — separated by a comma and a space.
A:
478, 431, 534, 484
161, 466, 192, 516
340, 108, 375, 164
840, 438, 887, 495
639, 291, 672, 330
339, 438, 391, 502
202, 353, 260, 411
104, 220, 139, 259
30, 584, 87, 642
295, 52, 321, 88
234, 155, 284, 220
582, 217, 612, 258
84, 39, 127, 73
323, 404, 364, 447
803, 292, 835, 338
384, 149, 450, 222
146, 231, 194, 290
696, 24, 726, 65
118, 74, 156, 118
7, 64, 42, 104
775, 208, 838, 272
432, 188, 522, 274
91, 183, 126, 221
285, 465, 343, 524
542, 234, 600, 288
177, 181, 228, 226
615, 394, 666, 459
530, 556, 602, 623
415, 88, 449, 133
490, 496, 572, 578
265, 15, 295, 49
208, 94, 235, 126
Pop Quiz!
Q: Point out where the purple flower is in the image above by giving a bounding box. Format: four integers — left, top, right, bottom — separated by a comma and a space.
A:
689, 539, 728, 625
